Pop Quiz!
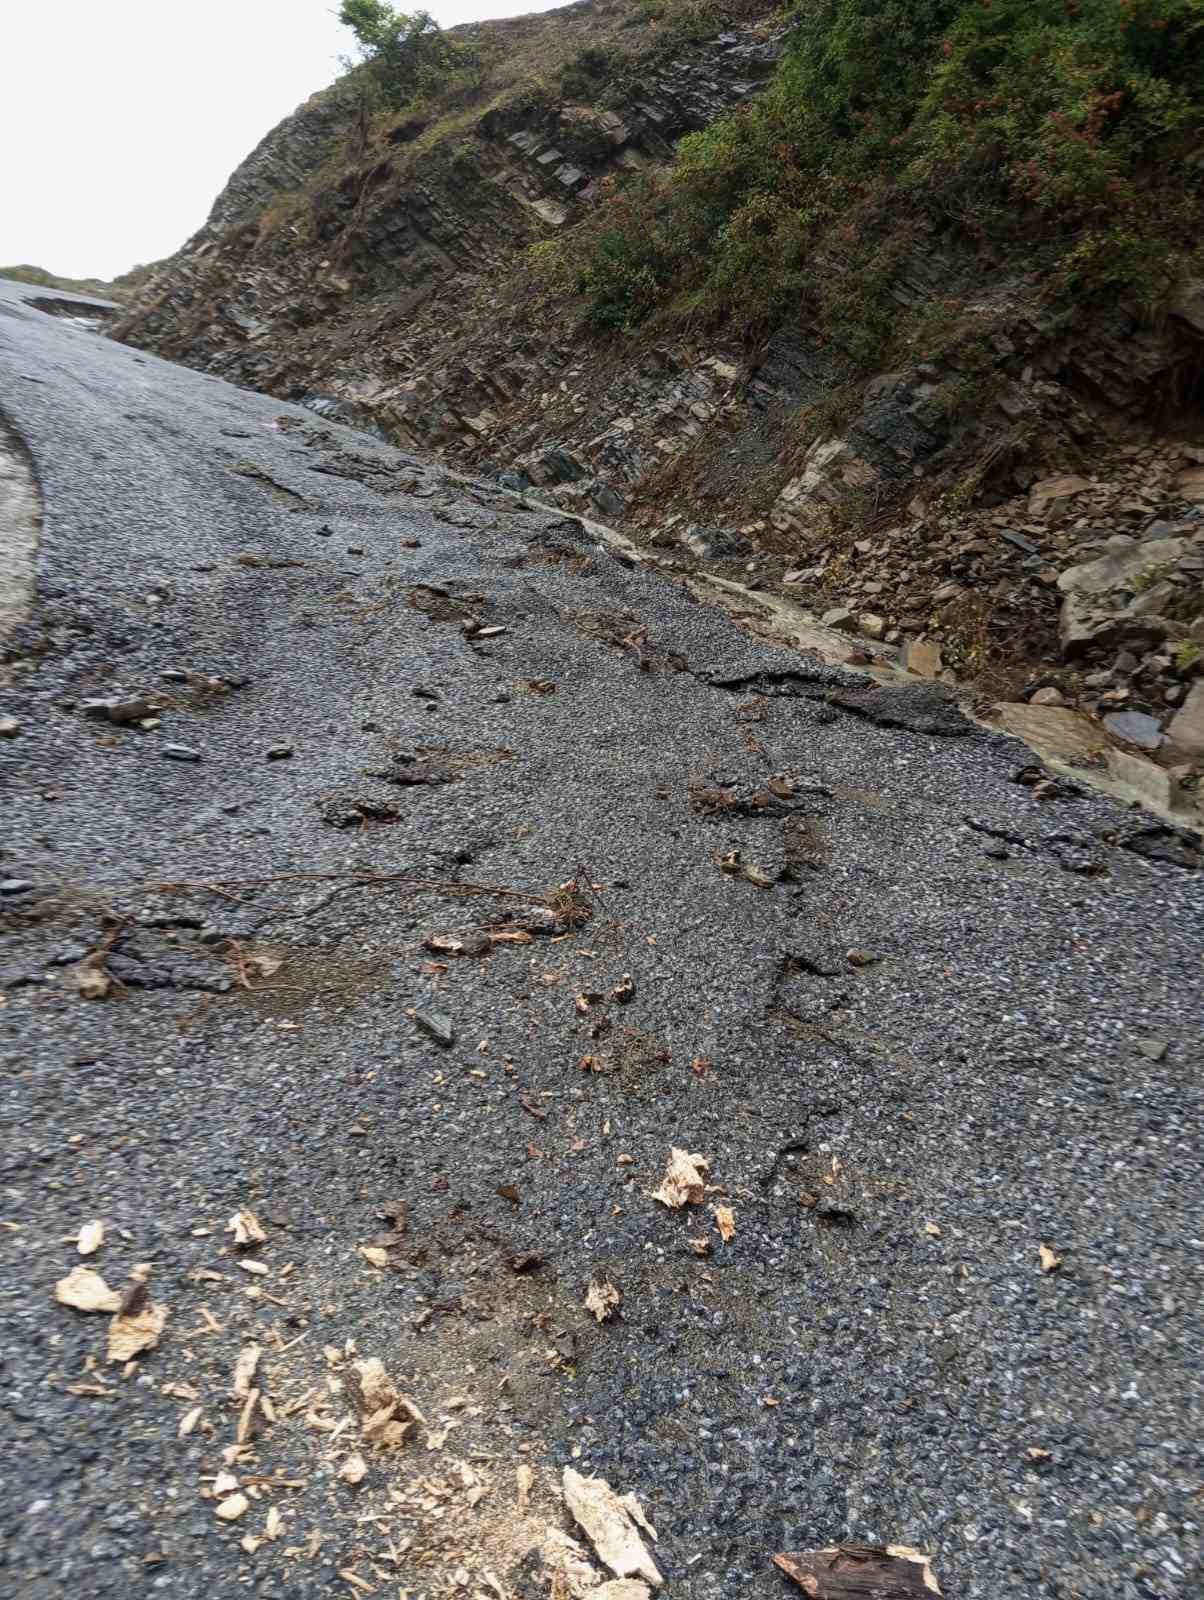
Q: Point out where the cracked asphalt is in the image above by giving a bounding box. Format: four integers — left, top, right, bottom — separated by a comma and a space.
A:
1, 277, 1201, 1600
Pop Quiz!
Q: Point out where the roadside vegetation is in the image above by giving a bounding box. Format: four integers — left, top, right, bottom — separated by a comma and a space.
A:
548, 0, 1204, 335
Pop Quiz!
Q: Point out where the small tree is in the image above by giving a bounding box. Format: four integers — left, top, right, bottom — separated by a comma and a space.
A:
339, 2, 458, 108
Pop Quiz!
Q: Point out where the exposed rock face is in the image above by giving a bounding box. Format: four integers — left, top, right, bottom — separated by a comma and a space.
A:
112, 2, 1204, 743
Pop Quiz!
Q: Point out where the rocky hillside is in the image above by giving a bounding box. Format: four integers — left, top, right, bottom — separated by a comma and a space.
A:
114, 0, 1204, 800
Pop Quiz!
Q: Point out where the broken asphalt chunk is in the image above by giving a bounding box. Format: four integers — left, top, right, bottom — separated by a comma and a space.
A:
415, 1008, 455, 1047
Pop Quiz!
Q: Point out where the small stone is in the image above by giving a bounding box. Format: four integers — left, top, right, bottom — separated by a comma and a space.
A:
0, 879, 35, 896
160, 670, 189, 684
1102, 710, 1164, 751
266, 744, 294, 761
857, 613, 887, 641
315, 525, 333, 537
347, 546, 365, 555
904, 637, 943, 679
412, 686, 440, 701
822, 608, 856, 632
1029, 686, 1064, 706
161, 745, 200, 762
1137, 1038, 1168, 1062
415, 1009, 455, 1047
0, 715, 20, 738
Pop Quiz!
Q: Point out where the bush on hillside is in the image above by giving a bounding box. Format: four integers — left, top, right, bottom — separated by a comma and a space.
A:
339, 1, 477, 110
568, 0, 1204, 335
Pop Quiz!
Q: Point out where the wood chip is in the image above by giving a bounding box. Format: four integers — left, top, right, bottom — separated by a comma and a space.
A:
648, 1148, 709, 1209
71, 956, 112, 999
77, 1220, 105, 1256
712, 1204, 736, 1242
1039, 1244, 1063, 1274
774, 1545, 941, 1596
107, 1302, 168, 1363
215, 1492, 250, 1522
516, 1463, 534, 1511
55, 1265, 121, 1314
238, 1258, 269, 1276
339, 1452, 369, 1486
236, 1388, 260, 1445
233, 1343, 262, 1398
562, 1468, 662, 1586
358, 1246, 390, 1269
227, 1209, 267, 1246
584, 1277, 621, 1323
178, 1406, 203, 1438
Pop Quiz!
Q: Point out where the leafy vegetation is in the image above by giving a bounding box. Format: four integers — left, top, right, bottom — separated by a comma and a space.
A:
562, 0, 1204, 334
338, 1, 478, 110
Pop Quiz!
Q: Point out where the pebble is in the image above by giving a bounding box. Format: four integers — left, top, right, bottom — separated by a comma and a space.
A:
161, 745, 200, 762
1029, 686, 1064, 706
0, 879, 35, 896
415, 1009, 455, 1047
1137, 1038, 1169, 1062
266, 744, 294, 760
160, 670, 189, 683
0, 715, 20, 738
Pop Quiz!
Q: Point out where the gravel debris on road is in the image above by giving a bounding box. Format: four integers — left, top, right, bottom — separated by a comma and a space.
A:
1, 278, 1201, 1600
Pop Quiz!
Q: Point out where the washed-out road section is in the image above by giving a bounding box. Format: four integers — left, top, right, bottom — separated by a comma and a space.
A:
1, 278, 1201, 1600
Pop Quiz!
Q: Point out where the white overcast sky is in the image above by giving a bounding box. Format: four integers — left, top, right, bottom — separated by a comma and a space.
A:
0, 0, 561, 280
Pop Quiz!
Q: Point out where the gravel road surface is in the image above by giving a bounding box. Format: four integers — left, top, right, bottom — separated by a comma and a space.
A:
1, 277, 1201, 1600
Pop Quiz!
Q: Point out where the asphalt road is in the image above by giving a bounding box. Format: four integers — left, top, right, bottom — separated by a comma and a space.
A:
1, 277, 1201, 1600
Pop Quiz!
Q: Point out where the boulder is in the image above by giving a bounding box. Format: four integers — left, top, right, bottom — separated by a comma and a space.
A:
1057, 537, 1185, 599
1058, 593, 1170, 659
1164, 681, 1204, 759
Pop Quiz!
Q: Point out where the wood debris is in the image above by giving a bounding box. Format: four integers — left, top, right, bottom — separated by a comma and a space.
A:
55, 1265, 121, 1313
584, 1278, 621, 1323
649, 1148, 709, 1209
339, 1452, 369, 1486
712, 1204, 736, 1242
215, 1492, 250, 1522
562, 1469, 662, 1587
236, 1388, 260, 1444
178, 1405, 203, 1438
1039, 1244, 1063, 1274
358, 1245, 390, 1268
71, 955, 112, 999
773, 1545, 941, 1597
233, 1343, 261, 1398
108, 1301, 168, 1363
227, 1209, 267, 1246
347, 1358, 424, 1449
77, 1220, 105, 1256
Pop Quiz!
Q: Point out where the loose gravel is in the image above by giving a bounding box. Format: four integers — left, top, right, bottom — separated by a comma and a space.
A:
1, 278, 1201, 1600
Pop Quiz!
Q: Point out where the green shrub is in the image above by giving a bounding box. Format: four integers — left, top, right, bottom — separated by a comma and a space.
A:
339, 1, 477, 110
569, 0, 1204, 339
